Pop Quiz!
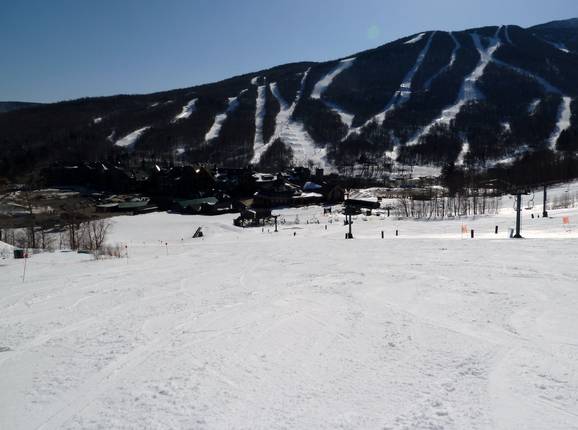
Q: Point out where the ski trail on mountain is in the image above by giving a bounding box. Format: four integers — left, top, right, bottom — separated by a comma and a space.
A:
423, 32, 461, 91
172, 99, 197, 122
405, 29, 502, 148
374, 32, 436, 125
504, 26, 514, 45
548, 96, 573, 151
311, 58, 355, 100
405, 33, 426, 44
491, 59, 561, 94
252, 85, 267, 156
205, 89, 247, 142
405, 26, 569, 158
252, 69, 328, 168
310, 58, 356, 128
114, 127, 150, 148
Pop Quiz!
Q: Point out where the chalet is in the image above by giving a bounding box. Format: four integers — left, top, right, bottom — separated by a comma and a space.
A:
233, 208, 272, 227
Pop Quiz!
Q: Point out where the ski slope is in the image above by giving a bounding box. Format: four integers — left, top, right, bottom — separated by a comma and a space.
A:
310, 58, 356, 128
2, 183, 578, 429
549, 96, 573, 151
252, 71, 329, 169
252, 85, 267, 154
173, 99, 198, 122
406, 30, 502, 148
114, 127, 151, 148
373, 32, 436, 126
423, 32, 461, 91
205, 90, 247, 142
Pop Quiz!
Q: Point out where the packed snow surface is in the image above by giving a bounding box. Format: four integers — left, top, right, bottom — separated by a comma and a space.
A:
205, 90, 247, 141
173, 99, 198, 122
114, 127, 150, 148
2, 182, 578, 429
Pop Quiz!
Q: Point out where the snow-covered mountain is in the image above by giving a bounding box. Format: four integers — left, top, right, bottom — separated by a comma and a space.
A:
1, 19, 578, 176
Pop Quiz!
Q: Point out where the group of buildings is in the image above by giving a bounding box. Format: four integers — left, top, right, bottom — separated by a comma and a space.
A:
43, 162, 346, 219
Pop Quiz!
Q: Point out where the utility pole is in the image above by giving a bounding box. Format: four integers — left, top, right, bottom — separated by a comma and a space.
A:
542, 184, 548, 218
514, 193, 523, 239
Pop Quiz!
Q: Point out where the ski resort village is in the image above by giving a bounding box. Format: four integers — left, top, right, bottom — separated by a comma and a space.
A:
3, 2, 578, 429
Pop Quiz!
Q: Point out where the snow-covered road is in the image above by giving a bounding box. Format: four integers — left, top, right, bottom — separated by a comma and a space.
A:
2, 193, 578, 429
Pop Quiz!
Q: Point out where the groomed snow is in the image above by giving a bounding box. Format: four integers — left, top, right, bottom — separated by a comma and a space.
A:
114, 127, 150, 148
205, 90, 247, 142
2, 182, 578, 428
173, 99, 198, 122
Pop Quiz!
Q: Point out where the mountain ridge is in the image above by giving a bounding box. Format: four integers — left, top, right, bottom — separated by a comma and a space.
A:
1, 19, 578, 179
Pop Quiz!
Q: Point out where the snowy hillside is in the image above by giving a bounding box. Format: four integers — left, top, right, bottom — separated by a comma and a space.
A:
2, 19, 578, 175
2, 182, 578, 428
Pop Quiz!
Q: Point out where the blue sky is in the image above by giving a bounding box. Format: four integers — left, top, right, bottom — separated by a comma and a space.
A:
2, 0, 577, 103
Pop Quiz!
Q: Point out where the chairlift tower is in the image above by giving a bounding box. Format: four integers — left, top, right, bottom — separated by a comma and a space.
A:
542, 184, 548, 218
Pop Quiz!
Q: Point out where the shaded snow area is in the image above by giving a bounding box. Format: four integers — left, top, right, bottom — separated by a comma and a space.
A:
549, 96, 573, 151
205, 90, 247, 142
544, 39, 570, 54
491, 59, 561, 94
423, 32, 461, 91
252, 85, 267, 154
253, 70, 329, 169
114, 127, 150, 148
3, 182, 578, 429
310, 58, 356, 128
503, 25, 514, 45
172, 99, 198, 122
407, 30, 501, 148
